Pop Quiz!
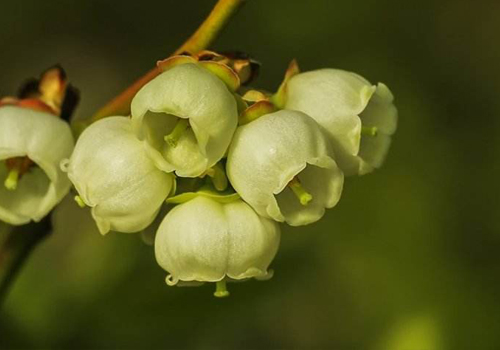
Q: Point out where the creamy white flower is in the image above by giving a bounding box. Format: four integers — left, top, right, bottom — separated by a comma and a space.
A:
285, 69, 398, 176
227, 109, 344, 226
131, 63, 238, 177
64, 117, 174, 235
155, 195, 280, 288
0, 106, 74, 225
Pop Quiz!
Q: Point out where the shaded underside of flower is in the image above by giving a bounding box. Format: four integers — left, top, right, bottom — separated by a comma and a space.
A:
227, 109, 344, 226
0, 106, 74, 225
285, 68, 398, 176
130, 63, 238, 177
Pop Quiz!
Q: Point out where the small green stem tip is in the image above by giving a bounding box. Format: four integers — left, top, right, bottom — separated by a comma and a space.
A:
205, 163, 228, 191
4, 169, 20, 191
74, 195, 86, 208
361, 126, 378, 137
288, 177, 313, 206
164, 118, 189, 148
214, 280, 230, 298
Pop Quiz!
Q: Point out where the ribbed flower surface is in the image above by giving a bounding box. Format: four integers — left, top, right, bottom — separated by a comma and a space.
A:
155, 196, 280, 284
65, 117, 173, 235
227, 109, 344, 226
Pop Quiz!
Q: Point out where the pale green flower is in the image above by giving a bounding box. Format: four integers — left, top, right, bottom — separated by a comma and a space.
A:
155, 195, 280, 296
64, 117, 174, 235
285, 69, 398, 175
227, 109, 344, 226
0, 106, 74, 225
131, 63, 238, 177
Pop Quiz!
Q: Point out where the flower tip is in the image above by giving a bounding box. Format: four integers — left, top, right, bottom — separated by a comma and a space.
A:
74, 195, 86, 208
164, 135, 179, 148
361, 126, 378, 137
288, 176, 313, 206
214, 290, 230, 298
4, 170, 19, 191
166, 274, 179, 286
60, 158, 70, 172
300, 192, 313, 206
213, 280, 230, 298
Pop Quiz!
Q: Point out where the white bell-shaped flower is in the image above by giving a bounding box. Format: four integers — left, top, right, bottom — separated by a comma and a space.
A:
64, 117, 174, 235
227, 109, 344, 226
285, 69, 398, 176
131, 63, 238, 177
155, 195, 280, 296
0, 105, 74, 225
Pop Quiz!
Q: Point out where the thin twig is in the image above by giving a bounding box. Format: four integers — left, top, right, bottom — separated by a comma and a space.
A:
90, 0, 246, 122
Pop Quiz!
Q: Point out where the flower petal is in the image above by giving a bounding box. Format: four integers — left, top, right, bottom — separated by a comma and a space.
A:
131, 63, 238, 177
67, 117, 173, 234
227, 109, 342, 225
154, 196, 280, 283
0, 106, 73, 224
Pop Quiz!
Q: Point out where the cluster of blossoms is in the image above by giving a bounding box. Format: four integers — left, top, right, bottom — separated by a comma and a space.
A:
1, 52, 397, 297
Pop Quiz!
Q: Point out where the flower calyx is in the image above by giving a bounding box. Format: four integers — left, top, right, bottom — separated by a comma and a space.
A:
271, 59, 300, 109
197, 50, 260, 86
157, 52, 241, 92
0, 65, 80, 120
200, 162, 229, 191
166, 185, 240, 205
236, 60, 300, 125
238, 98, 277, 125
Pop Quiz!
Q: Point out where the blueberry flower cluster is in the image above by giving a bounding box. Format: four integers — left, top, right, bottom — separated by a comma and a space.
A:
61, 52, 397, 297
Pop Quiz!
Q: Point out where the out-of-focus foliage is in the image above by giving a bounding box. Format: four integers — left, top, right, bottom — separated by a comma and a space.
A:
1, 0, 499, 348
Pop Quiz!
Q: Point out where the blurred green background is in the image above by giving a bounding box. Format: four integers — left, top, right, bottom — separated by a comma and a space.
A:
1, 0, 499, 349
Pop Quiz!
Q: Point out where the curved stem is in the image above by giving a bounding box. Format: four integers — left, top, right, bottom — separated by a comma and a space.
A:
0, 218, 52, 306
90, 0, 246, 123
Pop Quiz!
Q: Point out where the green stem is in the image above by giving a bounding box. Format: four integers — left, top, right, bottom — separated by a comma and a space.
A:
89, 0, 246, 123
0, 218, 52, 307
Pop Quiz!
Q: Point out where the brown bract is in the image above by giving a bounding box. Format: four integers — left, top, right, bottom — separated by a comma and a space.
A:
1, 65, 79, 180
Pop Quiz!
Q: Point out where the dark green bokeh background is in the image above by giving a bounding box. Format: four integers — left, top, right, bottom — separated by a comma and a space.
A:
1, 0, 499, 349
